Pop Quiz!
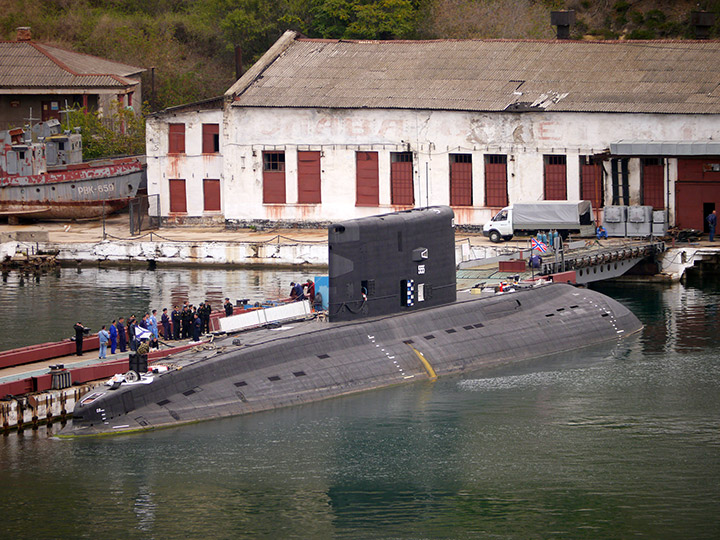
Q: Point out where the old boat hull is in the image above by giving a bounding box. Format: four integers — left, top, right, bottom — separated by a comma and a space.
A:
0, 159, 145, 220
60, 284, 642, 437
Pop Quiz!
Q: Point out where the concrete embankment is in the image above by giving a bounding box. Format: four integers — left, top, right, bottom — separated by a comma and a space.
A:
2, 213, 719, 276
0, 214, 499, 268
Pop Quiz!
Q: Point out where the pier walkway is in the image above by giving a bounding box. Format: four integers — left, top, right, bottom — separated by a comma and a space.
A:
458, 239, 667, 289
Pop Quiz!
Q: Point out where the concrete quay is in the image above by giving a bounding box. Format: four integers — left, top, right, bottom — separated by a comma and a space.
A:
0, 213, 500, 268
1, 214, 719, 279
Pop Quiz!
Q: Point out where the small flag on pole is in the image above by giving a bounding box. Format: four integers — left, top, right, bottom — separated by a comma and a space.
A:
531, 238, 548, 253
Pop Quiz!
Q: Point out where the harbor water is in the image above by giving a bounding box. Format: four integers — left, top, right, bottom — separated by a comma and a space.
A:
1, 267, 719, 539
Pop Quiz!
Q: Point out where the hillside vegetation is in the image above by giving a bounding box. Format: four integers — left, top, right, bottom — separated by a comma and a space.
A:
2, 0, 719, 111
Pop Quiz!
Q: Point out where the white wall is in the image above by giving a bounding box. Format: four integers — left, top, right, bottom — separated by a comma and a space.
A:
147, 109, 224, 221
149, 105, 720, 226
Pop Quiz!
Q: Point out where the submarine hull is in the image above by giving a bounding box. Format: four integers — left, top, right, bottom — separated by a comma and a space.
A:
61, 284, 641, 437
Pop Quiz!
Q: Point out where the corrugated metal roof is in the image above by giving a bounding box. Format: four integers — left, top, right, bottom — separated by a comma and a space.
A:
232, 35, 720, 114
0, 41, 144, 89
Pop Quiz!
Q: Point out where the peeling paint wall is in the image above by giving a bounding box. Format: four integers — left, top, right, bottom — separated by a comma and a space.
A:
147, 109, 224, 223
148, 106, 720, 226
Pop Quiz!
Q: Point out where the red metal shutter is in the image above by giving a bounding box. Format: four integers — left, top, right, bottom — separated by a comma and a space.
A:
544, 155, 567, 200
202, 124, 219, 154
675, 158, 720, 229
203, 179, 221, 212
297, 151, 321, 204
169, 179, 187, 213
484, 155, 508, 207
263, 152, 286, 204
450, 154, 472, 206
642, 159, 664, 209
580, 157, 603, 209
169, 124, 185, 154
391, 152, 413, 205
356, 152, 379, 206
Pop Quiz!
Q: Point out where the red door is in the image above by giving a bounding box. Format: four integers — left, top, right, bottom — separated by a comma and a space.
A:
169, 179, 187, 213
580, 157, 603, 210
41, 100, 61, 122
356, 152, 379, 206
391, 152, 414, 205
675, 158, 720, 229
450, 154, 472, 206
203, 179, 221, 212
642, 159, 664, 209
484, 155, 508, 207
263, 152, 286, 203
297, 151, 321, 203
544, 155, 567, 200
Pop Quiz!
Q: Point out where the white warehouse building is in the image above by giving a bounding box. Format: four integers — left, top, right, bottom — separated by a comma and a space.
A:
146, 31, 720, 231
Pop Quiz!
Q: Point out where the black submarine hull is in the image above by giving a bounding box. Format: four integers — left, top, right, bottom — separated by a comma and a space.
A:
60, 284, 641, 437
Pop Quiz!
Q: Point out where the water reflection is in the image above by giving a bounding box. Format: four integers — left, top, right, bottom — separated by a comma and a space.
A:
593, 277, 720, 356
0, 275, 719, 538
0, 266, 310, 351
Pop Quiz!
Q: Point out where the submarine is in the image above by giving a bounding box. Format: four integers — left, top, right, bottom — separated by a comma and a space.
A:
60, 206, 642, 437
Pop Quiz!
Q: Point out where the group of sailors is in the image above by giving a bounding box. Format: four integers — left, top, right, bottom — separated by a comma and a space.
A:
289, 279, 322, 311
167, 301, 216, 341
79, 283, 323, 360
83, 297, 238, 359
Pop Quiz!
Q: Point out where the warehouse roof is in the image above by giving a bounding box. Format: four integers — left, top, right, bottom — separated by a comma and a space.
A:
228, 31, 720, 115
0, 40, 145, 90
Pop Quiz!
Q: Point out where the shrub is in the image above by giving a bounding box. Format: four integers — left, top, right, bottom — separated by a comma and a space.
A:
66, 102, 148, 159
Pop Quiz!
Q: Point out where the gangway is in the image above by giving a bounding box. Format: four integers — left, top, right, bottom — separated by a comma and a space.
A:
540, 240, 665, 284
457, 239, 666, 288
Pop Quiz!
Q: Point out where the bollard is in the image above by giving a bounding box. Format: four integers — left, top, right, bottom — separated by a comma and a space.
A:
50, 365, 72, 389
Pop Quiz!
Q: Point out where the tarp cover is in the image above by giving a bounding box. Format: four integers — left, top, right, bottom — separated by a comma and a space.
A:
511, 201, 593, 226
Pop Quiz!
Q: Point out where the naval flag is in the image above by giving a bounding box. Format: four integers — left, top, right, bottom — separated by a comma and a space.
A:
135, 326, 152, 340
531, 238, 548, 253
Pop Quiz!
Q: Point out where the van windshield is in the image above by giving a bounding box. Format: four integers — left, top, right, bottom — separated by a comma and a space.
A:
493, 209, 508, 221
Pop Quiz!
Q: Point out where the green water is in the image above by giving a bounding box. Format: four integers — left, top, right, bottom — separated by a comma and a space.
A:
1, 269, 719, 539
0, 266, 303, 351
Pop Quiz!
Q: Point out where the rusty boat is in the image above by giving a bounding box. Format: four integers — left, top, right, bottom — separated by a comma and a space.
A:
0, 119, 145, 220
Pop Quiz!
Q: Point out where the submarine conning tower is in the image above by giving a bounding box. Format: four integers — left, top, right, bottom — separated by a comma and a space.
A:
328, 206, 457, 322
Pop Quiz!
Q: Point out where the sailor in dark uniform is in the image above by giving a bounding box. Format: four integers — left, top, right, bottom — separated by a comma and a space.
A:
181, 306, 191, 339
192, 313, 202, 342
200, 301, 211, 333
171, 306, 181, 340
127, 316, 137, 351
224, 297, 234, 317
198, 302, 206, 334
73, 321, 86, 356
117, 317, 127, 352
161, 308, 171, 340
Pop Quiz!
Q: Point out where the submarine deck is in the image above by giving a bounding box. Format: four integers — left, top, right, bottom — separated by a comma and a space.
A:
61, 283, 642, 437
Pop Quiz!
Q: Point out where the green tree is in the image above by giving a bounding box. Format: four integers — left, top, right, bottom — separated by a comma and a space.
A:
194, 0, 311, 64
311, 0, 419, 39
66, 103, 147, 159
